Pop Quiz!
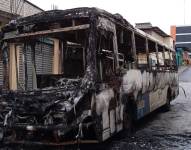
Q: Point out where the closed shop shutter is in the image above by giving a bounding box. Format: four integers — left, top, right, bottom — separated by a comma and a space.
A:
18, 45, 25, 90
35, 42, 53, 74
0, 60, 3, 88
25, 45, 33, 90
24, 40, 53, 90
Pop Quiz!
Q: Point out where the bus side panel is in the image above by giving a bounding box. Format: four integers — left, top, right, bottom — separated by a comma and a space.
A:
136, 85, 169, 119
149, 86, 168, 112
136, 93, 150, 119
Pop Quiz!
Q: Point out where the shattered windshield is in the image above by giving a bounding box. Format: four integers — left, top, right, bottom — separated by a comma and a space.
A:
63, 42, 86, 78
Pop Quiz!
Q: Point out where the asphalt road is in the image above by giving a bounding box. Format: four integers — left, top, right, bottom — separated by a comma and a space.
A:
106, 67, 191, 150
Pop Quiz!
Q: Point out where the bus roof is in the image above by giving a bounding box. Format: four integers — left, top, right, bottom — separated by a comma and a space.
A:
2, 7, 174, 51
11, 7, 132, 27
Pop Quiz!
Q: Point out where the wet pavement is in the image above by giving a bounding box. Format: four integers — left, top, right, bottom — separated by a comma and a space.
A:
106, 67, 191, 150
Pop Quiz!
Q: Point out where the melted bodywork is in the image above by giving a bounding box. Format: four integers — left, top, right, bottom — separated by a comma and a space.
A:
0, 7, 178, 148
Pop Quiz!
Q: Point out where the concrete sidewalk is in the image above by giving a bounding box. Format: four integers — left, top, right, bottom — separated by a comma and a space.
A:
178, 65, 190, 75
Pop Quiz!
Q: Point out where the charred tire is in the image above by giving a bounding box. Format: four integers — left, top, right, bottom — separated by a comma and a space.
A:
163, 97, 170, 111
123, 105, 133, 135
162, 88, 172, 112
94, 115, 103, 142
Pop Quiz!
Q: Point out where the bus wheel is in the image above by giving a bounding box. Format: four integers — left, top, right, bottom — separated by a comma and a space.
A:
163, 90, 171, 112
123, 105, 133, 135
94, 115, 103, 141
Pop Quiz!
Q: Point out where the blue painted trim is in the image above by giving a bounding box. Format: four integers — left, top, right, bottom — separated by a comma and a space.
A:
136, 93, 150, 119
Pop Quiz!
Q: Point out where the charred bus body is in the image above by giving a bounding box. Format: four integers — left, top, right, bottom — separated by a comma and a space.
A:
0, 7, 178, 146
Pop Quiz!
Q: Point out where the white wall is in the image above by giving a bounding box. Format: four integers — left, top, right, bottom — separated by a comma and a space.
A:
150, 31, 164, 44
148, 31, 174, 49
164, 37, 174, 49
0, 0, 10, 13
21, 1, 42, 17
0, 0, 42, 17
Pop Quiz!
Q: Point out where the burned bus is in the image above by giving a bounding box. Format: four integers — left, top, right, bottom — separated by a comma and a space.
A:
0, 7, 178, 147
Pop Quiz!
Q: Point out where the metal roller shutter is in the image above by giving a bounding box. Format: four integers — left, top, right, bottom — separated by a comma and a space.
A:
35, 42, 53, 75
24, 40, 53, 90
18, 45, 25, 90
0, 60, 3, 88
25, 45, 33, 90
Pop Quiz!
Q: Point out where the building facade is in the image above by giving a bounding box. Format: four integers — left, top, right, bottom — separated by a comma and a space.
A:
136, 23, 174, 50
0, 0, 43, 28
171, 25, 191, 66
0, 0, 45, 88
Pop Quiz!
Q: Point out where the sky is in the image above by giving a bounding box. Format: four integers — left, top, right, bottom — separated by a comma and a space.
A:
28, 0, 191, 34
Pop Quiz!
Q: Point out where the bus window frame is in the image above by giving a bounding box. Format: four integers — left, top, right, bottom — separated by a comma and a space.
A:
97, 29, 119, 82
135, 33, 148, 70
157, 44, 166, 71
116, 27, 135, 70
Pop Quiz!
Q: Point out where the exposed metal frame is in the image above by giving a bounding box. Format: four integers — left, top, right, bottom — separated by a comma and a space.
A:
4, 24, 90, 40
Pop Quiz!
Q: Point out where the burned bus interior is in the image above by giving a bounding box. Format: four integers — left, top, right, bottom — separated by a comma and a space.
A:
3, 13, 90, 89
0, 7, 178, 148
